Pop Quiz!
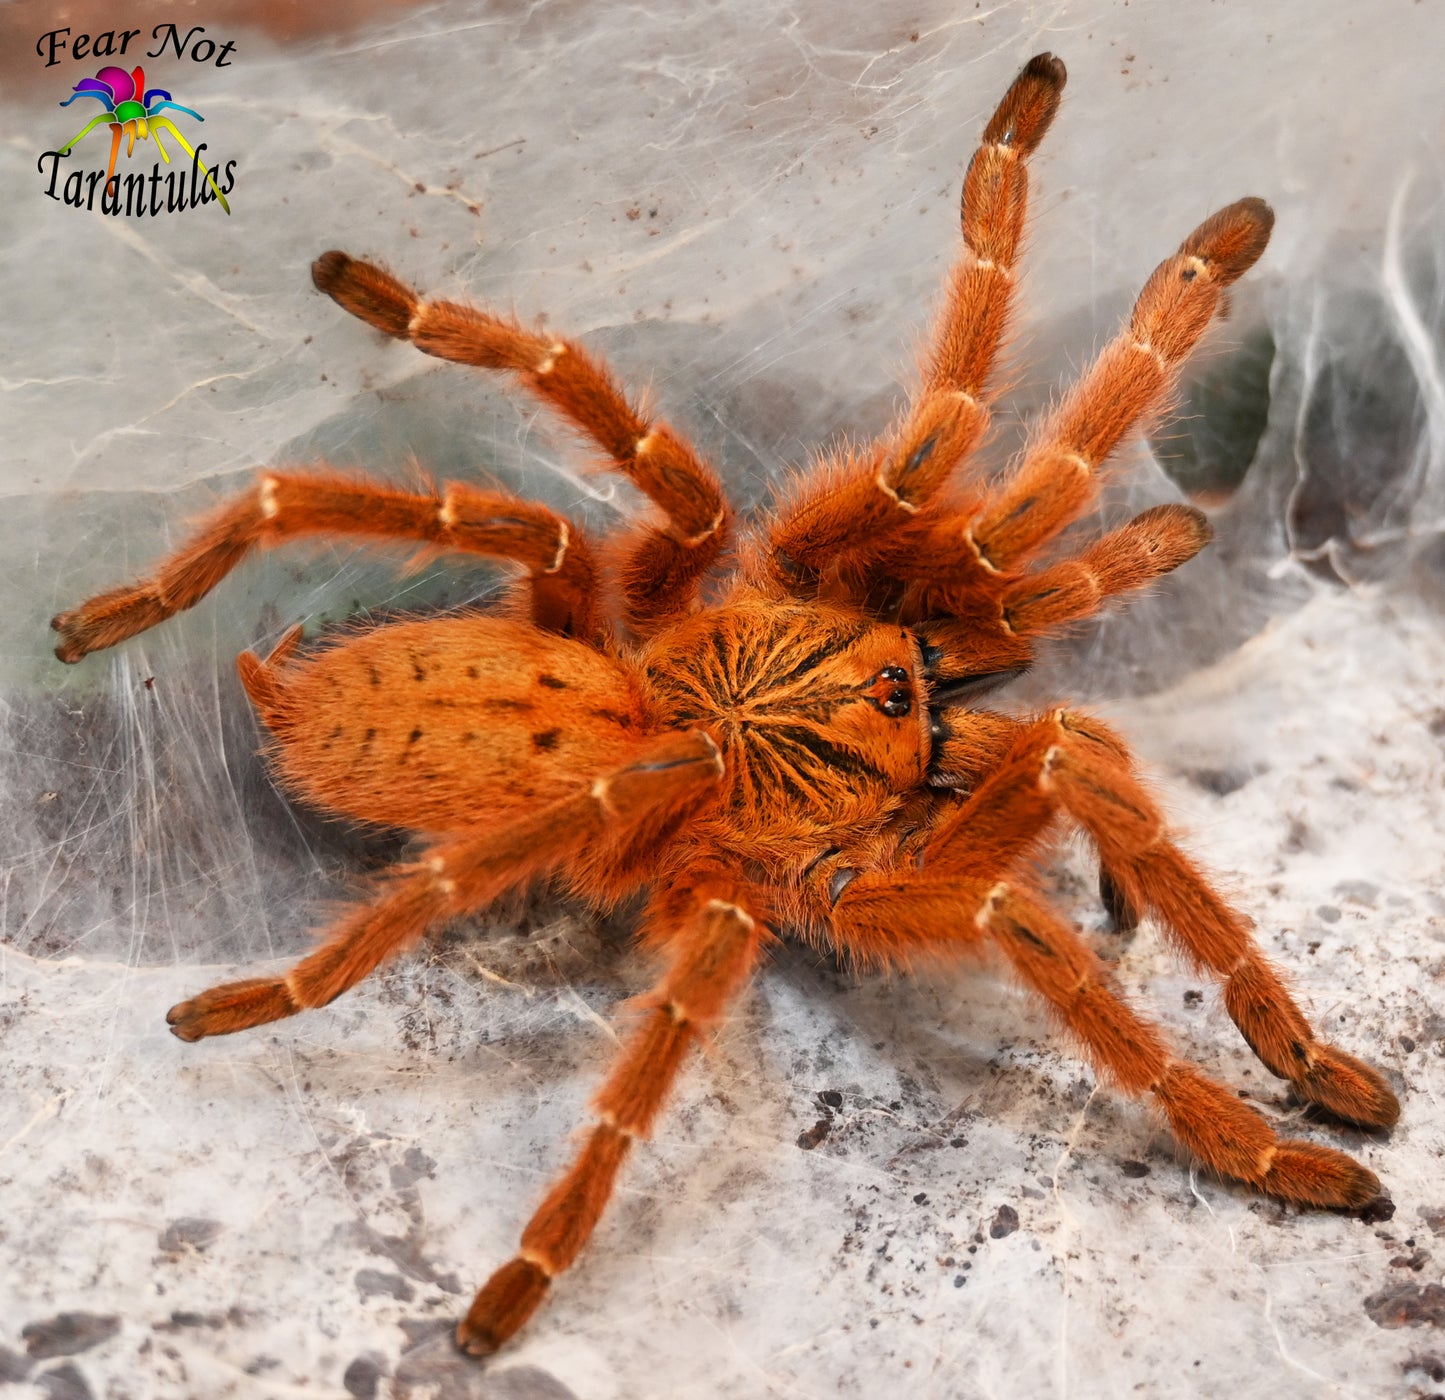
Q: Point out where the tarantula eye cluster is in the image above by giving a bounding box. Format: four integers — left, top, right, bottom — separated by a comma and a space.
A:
868, 667, 913, 717
50, 52, 1396, 1358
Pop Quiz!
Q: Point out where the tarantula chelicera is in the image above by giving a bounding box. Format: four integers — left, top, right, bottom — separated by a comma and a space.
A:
52, 54, 1398, 1356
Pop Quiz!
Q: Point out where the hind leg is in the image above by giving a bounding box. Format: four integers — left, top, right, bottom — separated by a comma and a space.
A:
52, 473, 601, 661
167, 729, 723, 1040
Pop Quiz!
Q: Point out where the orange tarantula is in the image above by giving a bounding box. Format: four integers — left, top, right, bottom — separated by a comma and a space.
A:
51, 54, 1398, 1356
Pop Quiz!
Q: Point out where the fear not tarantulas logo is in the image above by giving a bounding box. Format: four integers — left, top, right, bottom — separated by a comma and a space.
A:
36, 27, 239, 219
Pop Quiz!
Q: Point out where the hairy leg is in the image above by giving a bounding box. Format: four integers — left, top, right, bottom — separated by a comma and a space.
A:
52, 471, 601, 661
892, 199, 1272, 615
911, 502, 1211, 693
457, 877, 767, 1354
829, 708, 1396, 1128
979, 881, 1382, 1207
760, 54, 1066, 594
1030, 710, 1399, 1127
313, 253, 730, 632
166, 730, 722, 1040
811, 863, 1383, 1209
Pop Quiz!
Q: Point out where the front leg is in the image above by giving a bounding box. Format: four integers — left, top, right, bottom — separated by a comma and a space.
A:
809, 861, 1383, 1210
759, 57, 1066, 598
922, 710, 1396, 1127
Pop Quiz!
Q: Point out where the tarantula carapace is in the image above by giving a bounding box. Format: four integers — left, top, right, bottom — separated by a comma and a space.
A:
51, 54, 1398, 1356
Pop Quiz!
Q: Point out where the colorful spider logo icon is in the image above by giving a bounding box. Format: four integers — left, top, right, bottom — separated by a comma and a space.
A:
59, 65, 230, 214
